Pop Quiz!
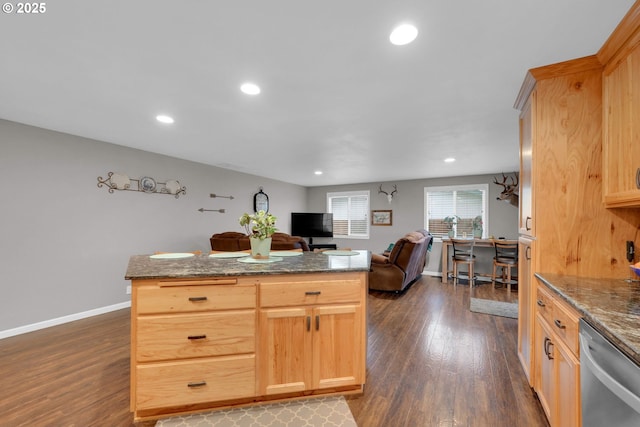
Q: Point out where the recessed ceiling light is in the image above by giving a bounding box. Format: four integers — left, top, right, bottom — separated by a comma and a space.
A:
156, 115, 174, 124
314, 170, 323, 175
390, 23, 418, 46
240, 82, 261, 95
444, 157, 456, 163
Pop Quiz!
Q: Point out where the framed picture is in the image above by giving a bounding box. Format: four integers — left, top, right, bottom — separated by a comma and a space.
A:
372, 210, 392, 226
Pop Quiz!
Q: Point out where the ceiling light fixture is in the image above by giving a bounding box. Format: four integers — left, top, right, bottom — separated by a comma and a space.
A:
314, 170, 323, 175
156, 114, 174, 124
444, 157, 456, 163
240, 82, 261, 95
390, 23, 418, 46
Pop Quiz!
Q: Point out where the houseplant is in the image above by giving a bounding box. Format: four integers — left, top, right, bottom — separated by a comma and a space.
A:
239, 210, 277, 258
443, 215, 459, 238
472, 215, 483, 238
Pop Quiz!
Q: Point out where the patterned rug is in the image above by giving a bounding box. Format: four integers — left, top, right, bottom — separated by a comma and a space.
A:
155, 396, 357, 427
470, 297, 518, 319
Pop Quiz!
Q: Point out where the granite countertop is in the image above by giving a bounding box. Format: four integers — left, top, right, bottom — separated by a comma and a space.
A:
535, 273, 640, 365
125, 250, 371, 280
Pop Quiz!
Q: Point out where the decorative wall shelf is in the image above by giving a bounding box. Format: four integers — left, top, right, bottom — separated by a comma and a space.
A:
97, 172, 186, 198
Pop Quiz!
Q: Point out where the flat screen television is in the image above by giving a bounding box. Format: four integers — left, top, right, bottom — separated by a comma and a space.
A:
291, 212, 333, 238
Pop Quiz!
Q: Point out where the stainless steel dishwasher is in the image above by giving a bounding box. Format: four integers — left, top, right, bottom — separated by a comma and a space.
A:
580, 319, 640, 427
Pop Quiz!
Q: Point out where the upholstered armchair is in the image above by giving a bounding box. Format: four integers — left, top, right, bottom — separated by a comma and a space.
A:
369, 229, 432, 292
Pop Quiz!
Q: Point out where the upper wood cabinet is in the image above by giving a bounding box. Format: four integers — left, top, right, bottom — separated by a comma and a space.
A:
602, 38, 640, 207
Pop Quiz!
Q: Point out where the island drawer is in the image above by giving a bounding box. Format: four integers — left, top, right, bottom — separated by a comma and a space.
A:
136, 311, 256, 362
135, 283, 256, 314
259, 277, 362, 308
135, 354, 256, 410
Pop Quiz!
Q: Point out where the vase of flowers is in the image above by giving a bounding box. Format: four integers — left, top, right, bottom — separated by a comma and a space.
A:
444, 215, 459, 238
472, 215, 483, 238
239, 210, 277, 259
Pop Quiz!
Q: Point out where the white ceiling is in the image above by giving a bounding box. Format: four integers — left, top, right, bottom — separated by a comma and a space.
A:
0, 1, 634, 187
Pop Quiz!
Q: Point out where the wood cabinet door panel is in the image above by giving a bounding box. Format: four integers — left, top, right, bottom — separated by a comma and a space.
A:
136, 355, 256, 410
518, 237, 534, 384
259, 308, 312, 395
136, 311, 255, 362
313, 304, 363, 389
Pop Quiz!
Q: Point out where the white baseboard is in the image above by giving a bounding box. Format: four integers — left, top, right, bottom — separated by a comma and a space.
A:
422, 270, 442, 277
0, 301, 131, 340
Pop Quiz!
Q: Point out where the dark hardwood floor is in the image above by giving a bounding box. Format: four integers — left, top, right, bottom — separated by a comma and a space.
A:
0, 276, 547, 427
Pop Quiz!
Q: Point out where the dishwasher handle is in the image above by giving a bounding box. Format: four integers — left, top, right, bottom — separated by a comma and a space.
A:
580, 334, 640, 414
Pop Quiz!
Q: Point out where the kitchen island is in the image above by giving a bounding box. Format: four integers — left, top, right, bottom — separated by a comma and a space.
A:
125, 250, 370, 421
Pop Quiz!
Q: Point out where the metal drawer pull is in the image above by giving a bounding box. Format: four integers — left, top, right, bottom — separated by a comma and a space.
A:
316, 315, 320, 331
188, 296, 208, 302
187, 381, 207, 388
306, 316, 311, 331
305, 291, 321, 296
188, 334, 207, 340
525, 216, 532, 231
544, 337, 554, 360
554, 319, 566, 329
536, 300, 546, 307
636, 168, 640, 189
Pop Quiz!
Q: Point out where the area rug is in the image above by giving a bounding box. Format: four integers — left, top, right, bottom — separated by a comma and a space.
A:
155, 395, 357, 427
470, 297, 518, 319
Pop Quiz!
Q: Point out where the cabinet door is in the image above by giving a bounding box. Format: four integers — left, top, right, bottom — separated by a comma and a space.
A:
518, 237, 534, 385
603, 45, 640, 207
313, 304, 364, 390
556, 339, 581, 427
519, 91, 534, 235
259, 307, 312, 395
534, 314, 554, 422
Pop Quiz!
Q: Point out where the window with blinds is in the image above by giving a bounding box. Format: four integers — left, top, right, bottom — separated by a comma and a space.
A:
424, 184, 488, 239
327, 190, 370, 239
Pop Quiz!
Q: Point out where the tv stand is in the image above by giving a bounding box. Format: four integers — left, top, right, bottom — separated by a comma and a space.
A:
309, 243, 337, 251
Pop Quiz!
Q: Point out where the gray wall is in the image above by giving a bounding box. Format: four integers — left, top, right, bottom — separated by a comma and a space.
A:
0, 118, 518, 336
0, 119, 306, 334
306, 175, 519, 275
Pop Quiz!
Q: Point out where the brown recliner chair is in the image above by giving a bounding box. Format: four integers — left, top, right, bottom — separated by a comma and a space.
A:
369, 229, 432, 292
210, 231, 310, 251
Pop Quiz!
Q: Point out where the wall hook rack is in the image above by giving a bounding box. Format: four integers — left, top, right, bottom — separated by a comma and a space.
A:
198, 208, 226, 213
97, 172, 186, 198
210, 193, 234, 200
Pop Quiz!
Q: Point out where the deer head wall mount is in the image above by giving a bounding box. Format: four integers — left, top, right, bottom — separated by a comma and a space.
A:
493, 172, 519, 207
378, 184, 397, 204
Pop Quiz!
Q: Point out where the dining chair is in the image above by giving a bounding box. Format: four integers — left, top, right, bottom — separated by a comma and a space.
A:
450, 239, 476, 288
492, 241, 518, 291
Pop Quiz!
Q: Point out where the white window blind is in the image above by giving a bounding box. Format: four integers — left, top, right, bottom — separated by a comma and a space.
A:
327, 191, 370, 239
424, 184, 488, 239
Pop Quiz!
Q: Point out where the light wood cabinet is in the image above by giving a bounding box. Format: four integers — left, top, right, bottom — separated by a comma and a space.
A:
603, 36, 640, 207
517, 236, 534, 384
533, 283, 581, 427
131, 278, 258, 419
130, 271, 367, 421
258, 273, 365, 396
